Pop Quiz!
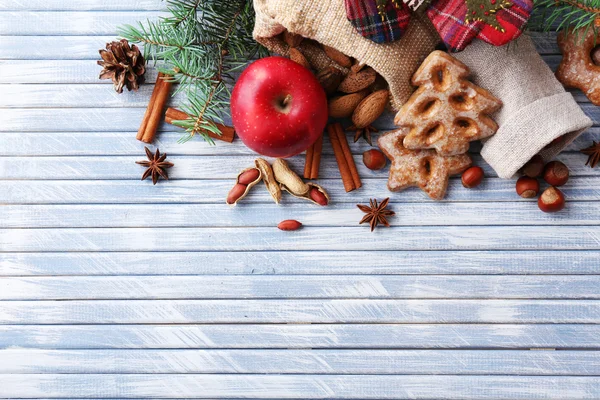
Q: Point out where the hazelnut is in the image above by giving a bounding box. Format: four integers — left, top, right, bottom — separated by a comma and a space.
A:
461, 166, 484, 188
543, 161, 569, 186
521, 155, 545, 178
516, 176, 539, 198
538, 186, 566, 213
362, 149, 387, 170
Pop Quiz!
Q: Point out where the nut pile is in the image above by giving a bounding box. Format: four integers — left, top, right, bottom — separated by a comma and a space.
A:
517, 156, 569, 213
282, 30, 389, 145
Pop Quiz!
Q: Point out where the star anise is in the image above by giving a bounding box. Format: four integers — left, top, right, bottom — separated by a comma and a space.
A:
581, 141, 600, 168
136, 147, 174, 185
347, 124, 378, 146
357, 197, 395, 232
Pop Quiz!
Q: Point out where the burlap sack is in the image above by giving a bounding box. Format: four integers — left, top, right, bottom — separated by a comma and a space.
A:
454, 36, 592, 178
253, 0, 592, 179
253, 0, 440, 109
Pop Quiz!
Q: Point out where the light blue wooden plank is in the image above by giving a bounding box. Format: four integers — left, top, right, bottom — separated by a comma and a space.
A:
0, 153, 595, 180
0, 11, 164, 35
1, 226, 599, 252
0, 36, 115, 59
0, 83, 186, 108
0, 60, 161, 84
1, 0, 165, 11
1, 349, 598, 375
2, 106, 599, 133
2, 251, 600, 276
1, 299, 600, 324
1, 324, 598, 349
2, 275, 600, 300
2, 203, 600, 228
0, 129, 597, 156
1, 374, 600, 399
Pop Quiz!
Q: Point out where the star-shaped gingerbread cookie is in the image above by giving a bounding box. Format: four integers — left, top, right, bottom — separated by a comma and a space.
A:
556, 29, 600, 106
378, 128, 472, 200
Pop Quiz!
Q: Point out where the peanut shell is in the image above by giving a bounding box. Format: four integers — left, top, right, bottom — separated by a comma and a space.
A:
352, 89, 389, 129
338, 67, 377, 93
255, 158, 282, 204
226, 166, 262, 206
272, 158, 310, 196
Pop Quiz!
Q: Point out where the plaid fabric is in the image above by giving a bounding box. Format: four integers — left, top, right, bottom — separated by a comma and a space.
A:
427, 0, 533, 51
345, 0, 531, 51
344, 0, 411, 44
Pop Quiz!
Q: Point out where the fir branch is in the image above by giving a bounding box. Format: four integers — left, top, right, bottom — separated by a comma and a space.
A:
118, 0, 264, 144
531, 0, 600, 34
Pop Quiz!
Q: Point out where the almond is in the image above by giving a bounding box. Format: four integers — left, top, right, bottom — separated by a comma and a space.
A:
317, 67, 344, 95
289, 48, 311, 70
338, 67, 377, 93
351, 89, 389, 129
323, 45, 352, 68
328, 90, 369, 119
283, 30, 303, 48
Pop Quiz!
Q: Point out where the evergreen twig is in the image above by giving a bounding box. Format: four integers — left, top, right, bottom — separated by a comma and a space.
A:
531, 0, 600, 35
118, 0, 266, 144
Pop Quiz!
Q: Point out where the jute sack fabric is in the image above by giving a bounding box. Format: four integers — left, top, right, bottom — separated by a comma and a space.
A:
252, 0, 440, 109
455, 36, 592, 178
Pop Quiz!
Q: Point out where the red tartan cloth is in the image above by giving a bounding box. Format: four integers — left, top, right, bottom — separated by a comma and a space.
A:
345, 0, 533, 52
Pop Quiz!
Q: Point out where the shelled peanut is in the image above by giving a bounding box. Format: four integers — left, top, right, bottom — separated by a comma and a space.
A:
226, 167, 262, 205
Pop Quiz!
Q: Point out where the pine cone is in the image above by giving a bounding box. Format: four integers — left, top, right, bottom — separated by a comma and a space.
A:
98, 39, 146, 93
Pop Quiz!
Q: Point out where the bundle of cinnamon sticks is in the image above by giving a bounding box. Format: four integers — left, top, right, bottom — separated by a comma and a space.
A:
136, 73, 235, 144
328, 123, 362, 192
303, 134, 323, 179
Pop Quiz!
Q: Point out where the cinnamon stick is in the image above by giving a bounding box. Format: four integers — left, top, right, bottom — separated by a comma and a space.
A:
334, 123, 361, 190
136, 72, 166, 141
304, 142, 314, 179
140, 74, 173, 143
310, 133, 323, 180
165, 107, 235, 143
328, 124, 355, 192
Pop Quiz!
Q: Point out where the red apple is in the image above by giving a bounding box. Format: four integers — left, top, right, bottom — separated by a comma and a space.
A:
231, 56, 328, 158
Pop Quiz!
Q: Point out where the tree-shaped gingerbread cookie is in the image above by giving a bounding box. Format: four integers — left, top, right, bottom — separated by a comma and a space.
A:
395, 50, 502, 156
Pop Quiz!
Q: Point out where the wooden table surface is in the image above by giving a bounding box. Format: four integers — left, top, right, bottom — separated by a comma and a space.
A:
1, 1, 600, 398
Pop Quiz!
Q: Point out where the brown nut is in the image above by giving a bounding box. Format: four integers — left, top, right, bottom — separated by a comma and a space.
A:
516, 176, 540, 198
363, 149, 387, 170
289, 48, 311, 70
237, 168, 260, 185
277, 219, 303, 231
543, 161, 569, 186
283, 31, 303, 48
226, 183, 247, 205
461, 166, 484, 188
538, 186, 566, 213
521, 155, 545, 178
309, 187, 328, 206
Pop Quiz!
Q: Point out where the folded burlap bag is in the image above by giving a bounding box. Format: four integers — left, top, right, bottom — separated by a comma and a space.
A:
253, 0, 439, 109
453, 36, 592, 178
253, 0, 592, 179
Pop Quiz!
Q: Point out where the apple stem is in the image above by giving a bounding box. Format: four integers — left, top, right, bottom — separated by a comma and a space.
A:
282, 94, 293, 107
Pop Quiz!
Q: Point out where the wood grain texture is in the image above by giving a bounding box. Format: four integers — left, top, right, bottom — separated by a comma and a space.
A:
3, 251, 599, 276
1, 177, 599, 204
1, 299, 600, 324
2, 3, 600, 399
0, 129, 597, 155
1, 349, 598, 375
1, 374, 600, 399
2, 275, 600, 300
2, 324, 599, 349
